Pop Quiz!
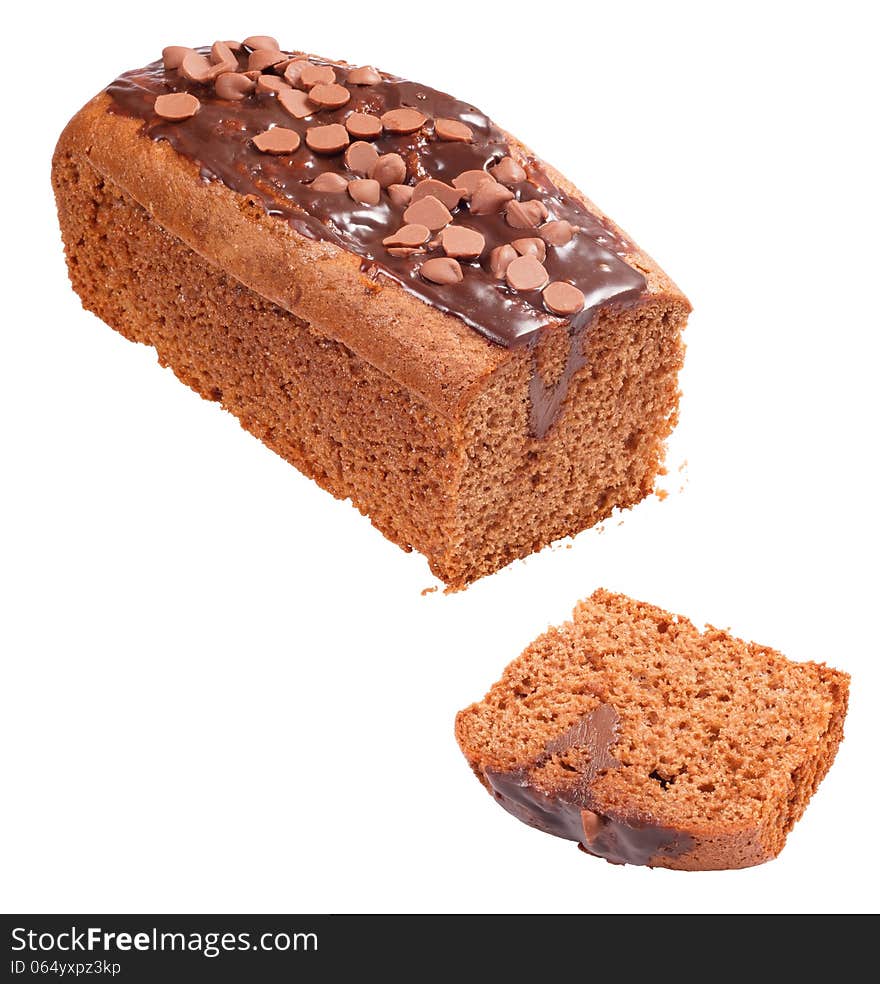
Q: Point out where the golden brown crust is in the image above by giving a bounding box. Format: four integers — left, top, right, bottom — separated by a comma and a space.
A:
55, 91, 688, 418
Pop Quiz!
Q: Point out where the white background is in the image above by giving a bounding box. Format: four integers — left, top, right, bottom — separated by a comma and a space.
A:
3, 1, 877, 914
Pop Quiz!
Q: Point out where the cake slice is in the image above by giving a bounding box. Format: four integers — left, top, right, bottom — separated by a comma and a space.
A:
52, 36, 689, 589
456, 590, 849, 870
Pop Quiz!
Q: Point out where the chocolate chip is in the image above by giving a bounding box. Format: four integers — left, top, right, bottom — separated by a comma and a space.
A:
154, 92, 200, 121
506, 254, 549, 291
308, 82, 350, 109
440, 226, 485, 260
381, 108, 427, 134
411, 178, 464, 211
283, 59, 309, 87
277, 88, 313, 119
512, 237, 547, 262
345, 112, 383, 139
221, 40, 243, 52
311, 172, 349, 193
180, 51, 217, 83
387, 184, 414, 207
369, 153, 407, 188
469, 180, 514, 215
162, 46, 193, 71
210, 41, 238, 73
506, 199, 549, 229
435, 118, 473, 142
383, 224, 431, 248
489, 244, 518, 279
539, 220, 575, 246
345, 141, 380, 175
581, 809, 603, 843
348, 66, 381, 85
403, 195, 453, 231
215, 72, 257, 100
543, 282, 585, 315
255, 75, 290, 94
248, 48, 287, 72
300, 63, 336, 87
252, 127, 301, 154
348, 178, 381, 206
243, 35, 280, 50
421, 257, 463, 285
489, 156, 526, 186
387, 247, 424, 257
452, 169, 492, 197
305, 123, 350, 153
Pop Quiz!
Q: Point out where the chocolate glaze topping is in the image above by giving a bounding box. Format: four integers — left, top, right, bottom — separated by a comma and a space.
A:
485, 704, 694, 866
106, 44, 647, 436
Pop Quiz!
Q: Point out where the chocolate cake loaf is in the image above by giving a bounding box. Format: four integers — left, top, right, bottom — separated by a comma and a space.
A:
53, 37, 690, 588
456, 590, 849, 869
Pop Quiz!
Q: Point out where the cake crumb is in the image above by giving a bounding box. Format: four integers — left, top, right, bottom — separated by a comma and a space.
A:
421, 585, 438, 596
677, 458, 690, 493
654, 457, 688, 500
